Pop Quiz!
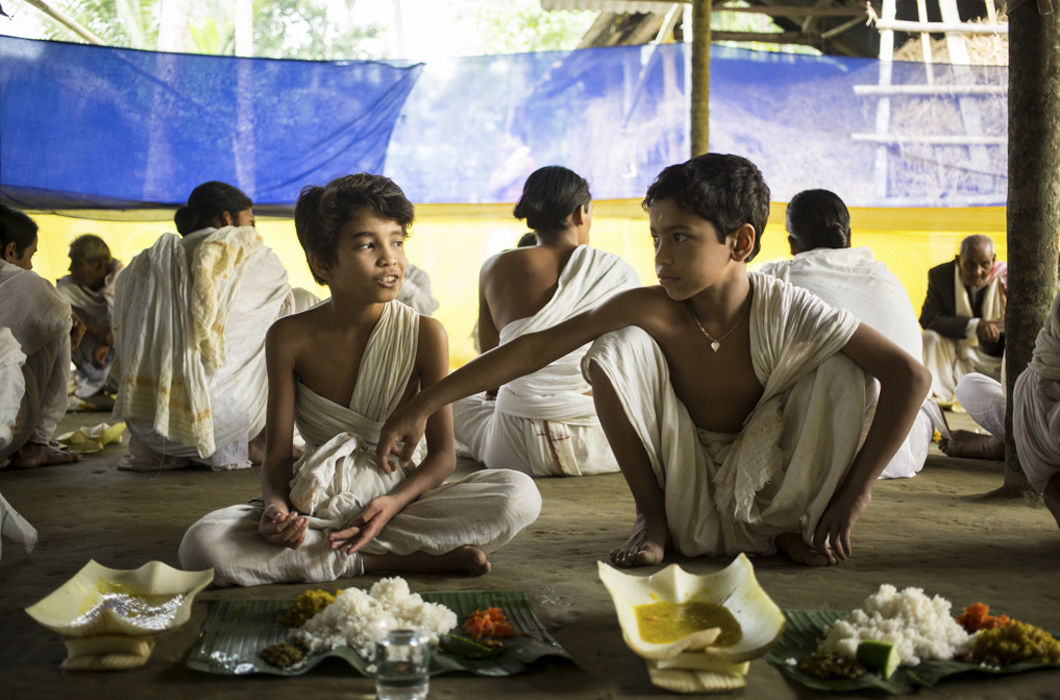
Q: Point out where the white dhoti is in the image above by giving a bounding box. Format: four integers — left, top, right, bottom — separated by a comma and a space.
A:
582, 273, 867, 555
955, 372, 1006, 439
454, 245, 639, 476
112, 227, 294, 470
758, 248, 936, 479
0, 328, 37, 558
179, 302, 541, 586
0, 262, 72, 465
1014, 291, 1060, 493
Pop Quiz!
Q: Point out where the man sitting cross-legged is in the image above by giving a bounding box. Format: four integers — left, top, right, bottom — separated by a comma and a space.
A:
0, 204, 83, 468
379, 154, 930, 568
179, 174, 541, 586
454, 166, 640, 477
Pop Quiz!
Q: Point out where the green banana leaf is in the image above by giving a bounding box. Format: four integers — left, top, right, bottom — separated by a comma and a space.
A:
186, 590, 570, 677
764, 609, 1060, 695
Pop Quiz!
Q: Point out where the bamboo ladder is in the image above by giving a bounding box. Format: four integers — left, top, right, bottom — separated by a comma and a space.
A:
853, 0, 1008, 205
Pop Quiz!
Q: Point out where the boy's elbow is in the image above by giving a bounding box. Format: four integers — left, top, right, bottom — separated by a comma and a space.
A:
905, 356, 932, 402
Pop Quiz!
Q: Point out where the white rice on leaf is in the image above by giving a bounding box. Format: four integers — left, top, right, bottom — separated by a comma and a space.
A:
290, 577, 457, 659
817, 584, 973, 666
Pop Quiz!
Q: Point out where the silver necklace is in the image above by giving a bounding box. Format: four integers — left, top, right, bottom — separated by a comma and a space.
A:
687, 298, 749, 352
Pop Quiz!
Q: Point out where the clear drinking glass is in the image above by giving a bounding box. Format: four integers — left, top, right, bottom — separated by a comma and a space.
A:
374, 628, 430, 700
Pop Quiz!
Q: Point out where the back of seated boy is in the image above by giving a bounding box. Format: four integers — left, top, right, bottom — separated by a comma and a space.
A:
178, 173, 541, 586
378, 154, 930, 568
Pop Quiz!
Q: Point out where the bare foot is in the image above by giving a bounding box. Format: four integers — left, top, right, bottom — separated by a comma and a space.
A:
248, 431, 267, 465
1044, 473, 1060, 531
609, 513, 670, 568
776, 533, 834, 567
938, 429, 1004, 460
10, 442, 83, 468
362, 546, 491, 576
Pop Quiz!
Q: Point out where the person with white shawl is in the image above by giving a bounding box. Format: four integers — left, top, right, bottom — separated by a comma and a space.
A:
454, 166, 640, 476
1014, 288, 1060, 528
396, 263, 439, 315
179, 174, 540, 586
112, 182, 295, 471
379, 155, 930, 568
0, 204, 83, 468
920, 235, 1006, 403
57, 234, 123, 399
757, 189, 943, 479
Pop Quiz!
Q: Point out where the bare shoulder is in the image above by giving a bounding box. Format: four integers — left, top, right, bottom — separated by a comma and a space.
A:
417, 314, 449, 349
267, 304, 328, 352
596, 286, 676, 323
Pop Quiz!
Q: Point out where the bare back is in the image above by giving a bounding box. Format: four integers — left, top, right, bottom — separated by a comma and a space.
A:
477, 245, 578, 351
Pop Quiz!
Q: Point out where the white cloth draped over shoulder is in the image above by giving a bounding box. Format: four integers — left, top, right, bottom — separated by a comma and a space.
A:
112, 227, 293, 468
1015, 291, 1060, 492
0, 261, 71, 465
757, 247, 936, 479
922, 266, 1005, 401
582, 272, 869, 556
57, 259, 122, 397
454, 245, 640, 476
178, 301, 541, 586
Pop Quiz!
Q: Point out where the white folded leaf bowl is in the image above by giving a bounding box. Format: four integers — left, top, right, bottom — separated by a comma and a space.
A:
25, 560, 213, 670
598, 553, 785, 694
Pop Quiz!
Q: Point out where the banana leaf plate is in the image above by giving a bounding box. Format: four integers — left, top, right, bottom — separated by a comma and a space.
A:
764, 609, 1060, 695
186, 590, 570, 677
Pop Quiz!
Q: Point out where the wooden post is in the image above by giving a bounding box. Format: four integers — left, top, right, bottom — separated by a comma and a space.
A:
1002, 2, 1060, 498
690, 0, 711, 157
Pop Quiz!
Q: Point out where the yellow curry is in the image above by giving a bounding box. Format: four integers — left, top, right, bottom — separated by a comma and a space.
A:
634, 600, 742, 646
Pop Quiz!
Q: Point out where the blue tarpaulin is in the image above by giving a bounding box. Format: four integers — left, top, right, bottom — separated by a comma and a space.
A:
0, 36, 1008, 209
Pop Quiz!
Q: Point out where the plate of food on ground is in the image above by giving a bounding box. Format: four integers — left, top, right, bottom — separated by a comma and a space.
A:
764, 584, 1060, 695
598, 553, 787, 694
185, 577, 570, 677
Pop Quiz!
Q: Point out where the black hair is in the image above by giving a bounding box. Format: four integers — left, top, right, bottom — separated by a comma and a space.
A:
0, 203, 38, 258
642, 153, 770, 262
174, 181, 253, 235
513, 166, 591, 236
294, 173, 415, 286
785, 189, 850, 251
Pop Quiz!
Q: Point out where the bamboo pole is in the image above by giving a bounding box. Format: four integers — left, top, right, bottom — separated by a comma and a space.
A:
690, 0, 710, 157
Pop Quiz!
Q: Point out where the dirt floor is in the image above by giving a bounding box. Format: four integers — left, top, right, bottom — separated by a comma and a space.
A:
2, 410, 1059, 700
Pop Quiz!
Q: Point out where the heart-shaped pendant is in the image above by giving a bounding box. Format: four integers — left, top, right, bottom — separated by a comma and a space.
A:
710, 341, 721, 352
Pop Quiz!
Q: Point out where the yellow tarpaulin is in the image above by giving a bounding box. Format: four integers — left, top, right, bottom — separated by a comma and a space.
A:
29, 202, 1008, 368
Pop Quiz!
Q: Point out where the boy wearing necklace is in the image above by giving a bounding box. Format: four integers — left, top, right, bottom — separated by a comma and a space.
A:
379, 154, 930, 568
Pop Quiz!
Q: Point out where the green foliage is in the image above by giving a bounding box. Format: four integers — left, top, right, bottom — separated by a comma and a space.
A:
42, 0, 160, 48
460, 0, 595, 56
252, 0, 382, 60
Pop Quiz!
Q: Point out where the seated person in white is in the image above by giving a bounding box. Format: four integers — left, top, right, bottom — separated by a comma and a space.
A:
112, 182, 296, 471
454, 166, 640, 476
179, 174, 541, 586
0, 205, 83, 468
396, 263, 439, 315
57, 234, 123, 399
1014, 288, 1060, 528
379, 155, 930, 568
0, 327, 38, 556
757, 189, 942, 479
920, 235, 1006, 403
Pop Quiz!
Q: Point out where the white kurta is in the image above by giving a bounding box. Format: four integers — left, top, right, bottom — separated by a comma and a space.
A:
582, 272, 868, 556
112, 227, 293, 470
179, 302, 541, 586
758, 247, 936, 479
453, 246, 640, 476
56, 260, 122, 398
0, 261, 71, 465
395, 264, 439, 316
1014, 291, 1060, 492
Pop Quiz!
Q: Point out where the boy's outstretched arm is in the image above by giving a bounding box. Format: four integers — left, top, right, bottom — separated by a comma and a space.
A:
330, 316, 457, 554
377, 288, 647, 467
816, 323, 932, 561
258, 320, 309, 549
